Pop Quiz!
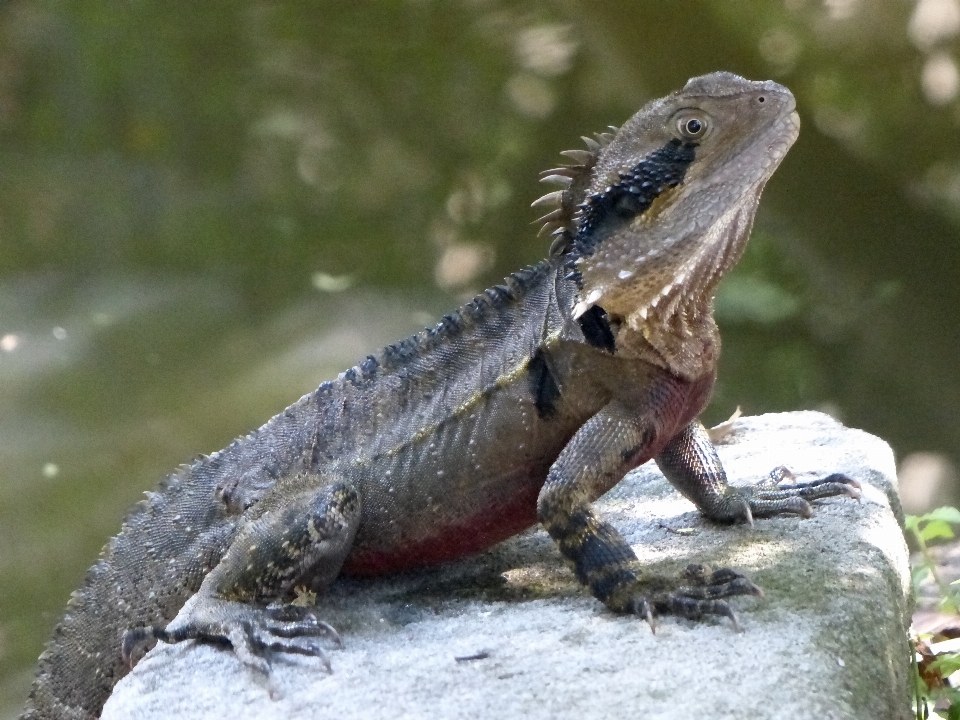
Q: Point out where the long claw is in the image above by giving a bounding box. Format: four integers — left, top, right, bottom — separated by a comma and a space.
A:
228, 625, 270, 675
121, 627, 153, 668
531, 190, 565, 208
320, 620, 343, 647
724, 606, 744, 633
633, 598, 656, 634
735, 468, 860, 520
137, 596, 343, 678
539, 174, 573, 187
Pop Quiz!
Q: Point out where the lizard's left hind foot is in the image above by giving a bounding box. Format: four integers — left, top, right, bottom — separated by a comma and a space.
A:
614, 563, 762, 633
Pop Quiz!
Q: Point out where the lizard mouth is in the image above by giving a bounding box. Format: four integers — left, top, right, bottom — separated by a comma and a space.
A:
761, 108, 800, 170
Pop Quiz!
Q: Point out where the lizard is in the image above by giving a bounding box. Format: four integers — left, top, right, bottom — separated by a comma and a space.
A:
22, 71, 860, 720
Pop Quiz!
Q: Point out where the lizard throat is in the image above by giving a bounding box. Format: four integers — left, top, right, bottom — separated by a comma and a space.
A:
573, 185, 763, 323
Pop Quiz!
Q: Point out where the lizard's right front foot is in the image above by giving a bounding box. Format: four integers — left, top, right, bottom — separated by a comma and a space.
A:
607, 564, 762, 633
122, 597, 341, 674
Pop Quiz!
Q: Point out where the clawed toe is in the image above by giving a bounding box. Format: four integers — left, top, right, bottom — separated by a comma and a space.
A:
729, 576, 763, 597
123, 598, 342, 674
121, 626, 157, 668
750, 494, 812, 518
738, 469, 863, 519
624, 565, 761, 633
765, 469, 861, 501
224, 613, 341, 673
820, 474, 862, 501
700, 600, 743, 633
699, 567, 741, 585
264, 616, 342, 646
256, 634, 332, 672
677, 564, 760, 598
630, 597, 656, 633
264, 605, 343, 646
225, 619, 336, 675
660, 595, 743, 632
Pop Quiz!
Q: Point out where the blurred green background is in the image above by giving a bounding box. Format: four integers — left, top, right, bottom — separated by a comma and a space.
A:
2, 0, 959, 713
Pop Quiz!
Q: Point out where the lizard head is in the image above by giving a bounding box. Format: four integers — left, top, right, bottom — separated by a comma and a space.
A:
538, 72, 799, 361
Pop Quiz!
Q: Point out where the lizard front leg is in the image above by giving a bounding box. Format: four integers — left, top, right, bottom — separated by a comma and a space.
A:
123, 474, 360, 672
537, 401, 761, 629
656, 420, 861, 525
537, 404, 860, 630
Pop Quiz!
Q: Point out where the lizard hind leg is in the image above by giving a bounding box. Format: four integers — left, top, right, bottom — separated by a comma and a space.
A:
124, 475, 360, 673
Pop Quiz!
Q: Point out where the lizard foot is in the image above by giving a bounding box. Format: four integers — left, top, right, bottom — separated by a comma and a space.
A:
612, 564, 761, 633
706, 469, 861, 524
122, 597, 341, 673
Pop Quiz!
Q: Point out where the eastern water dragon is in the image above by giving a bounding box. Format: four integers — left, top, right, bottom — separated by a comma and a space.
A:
22, 71, 860, 720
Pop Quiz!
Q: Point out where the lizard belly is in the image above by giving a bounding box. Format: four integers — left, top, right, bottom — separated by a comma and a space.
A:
340, 463, 546, 576
340, 354, 589, 576
343, 410, 568, 575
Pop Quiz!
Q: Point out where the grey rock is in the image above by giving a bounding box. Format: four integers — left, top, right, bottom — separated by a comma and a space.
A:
102, 411, 911, 720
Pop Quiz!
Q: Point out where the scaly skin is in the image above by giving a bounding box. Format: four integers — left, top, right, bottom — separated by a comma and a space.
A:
23, 72, 860, 720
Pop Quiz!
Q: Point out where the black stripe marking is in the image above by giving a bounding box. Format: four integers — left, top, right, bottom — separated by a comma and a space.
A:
577, 304, 616, 353
528, 348, 561, 419
573, 138, 697, 260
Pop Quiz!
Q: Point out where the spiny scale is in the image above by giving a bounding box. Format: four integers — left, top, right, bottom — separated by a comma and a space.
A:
351, 123, 626, 384
530, 127, 620, 248
530, 190, 564, 208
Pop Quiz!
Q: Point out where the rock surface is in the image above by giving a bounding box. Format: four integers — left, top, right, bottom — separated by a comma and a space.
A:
102, 411, 912, 720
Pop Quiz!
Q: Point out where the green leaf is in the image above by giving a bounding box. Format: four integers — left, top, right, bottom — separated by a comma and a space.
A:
940, 596, 960, 615
949, 701, 960, 720
906, 515, 921, 533
913, 565, 933, 587
930, 654, 960, 677
928, 507, 960, 525
920, 520, 956, 543
947, 690, 960, 720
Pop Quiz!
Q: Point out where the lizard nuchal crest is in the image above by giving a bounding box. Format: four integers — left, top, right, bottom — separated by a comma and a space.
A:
22, 72, 859, 720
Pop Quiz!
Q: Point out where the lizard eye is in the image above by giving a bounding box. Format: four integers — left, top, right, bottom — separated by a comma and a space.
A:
674, 111, 711, 141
